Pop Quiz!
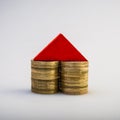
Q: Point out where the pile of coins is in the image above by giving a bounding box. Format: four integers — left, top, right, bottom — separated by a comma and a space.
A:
61, 61, 89, 95
31, 60, 88, 95
31, 61, 59, 94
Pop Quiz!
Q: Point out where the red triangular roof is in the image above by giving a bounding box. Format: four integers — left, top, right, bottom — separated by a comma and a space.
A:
33, 34, 87, 61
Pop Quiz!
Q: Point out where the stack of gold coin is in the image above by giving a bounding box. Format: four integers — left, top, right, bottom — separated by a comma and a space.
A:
61, 61, 89, 95
31, 60, 59, 94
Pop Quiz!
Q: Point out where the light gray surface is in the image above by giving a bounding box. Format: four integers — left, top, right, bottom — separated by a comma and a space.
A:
0, 0, 120, 120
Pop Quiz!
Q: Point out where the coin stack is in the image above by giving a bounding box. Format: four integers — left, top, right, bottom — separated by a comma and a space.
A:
61, 61, 89, 95
31, 60, 59, 94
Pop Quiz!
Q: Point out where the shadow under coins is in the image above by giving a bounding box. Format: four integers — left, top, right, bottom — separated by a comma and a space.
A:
0, 88, 92, 98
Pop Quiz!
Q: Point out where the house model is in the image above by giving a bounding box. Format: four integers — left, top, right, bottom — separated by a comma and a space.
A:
31, 34, 88, 95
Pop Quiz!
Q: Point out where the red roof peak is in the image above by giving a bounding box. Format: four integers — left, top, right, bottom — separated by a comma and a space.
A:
33, 34, 87, 61
57, 33, 64, 36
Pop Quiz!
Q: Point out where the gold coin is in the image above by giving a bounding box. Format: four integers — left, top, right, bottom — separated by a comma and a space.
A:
61, 67, 88, 70
32, 78, 58, 85
62, 86, 88, 90
61, 75, 88, 80
62, 87, 88, 95
33, 85, 57, 90
32, 68, 58, 76
62, 89, 88, 95
31, 60, 59, 68
61, 61, 88, 67
61, 67, 88, 74
61, 77, 88, 82
32, 88, 57, 94
32, 83, 58, 90
32, 73, 59, 80
62, 81, 88, 85
61, 73, 88, 78
61, 71, 88, 76
62, 84, 88, 88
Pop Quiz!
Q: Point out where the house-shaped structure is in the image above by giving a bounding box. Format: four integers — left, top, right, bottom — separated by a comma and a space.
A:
32, 34, 88, 95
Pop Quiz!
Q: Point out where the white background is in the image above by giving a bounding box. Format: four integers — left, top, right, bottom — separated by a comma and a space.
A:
0, 0, 120, 120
